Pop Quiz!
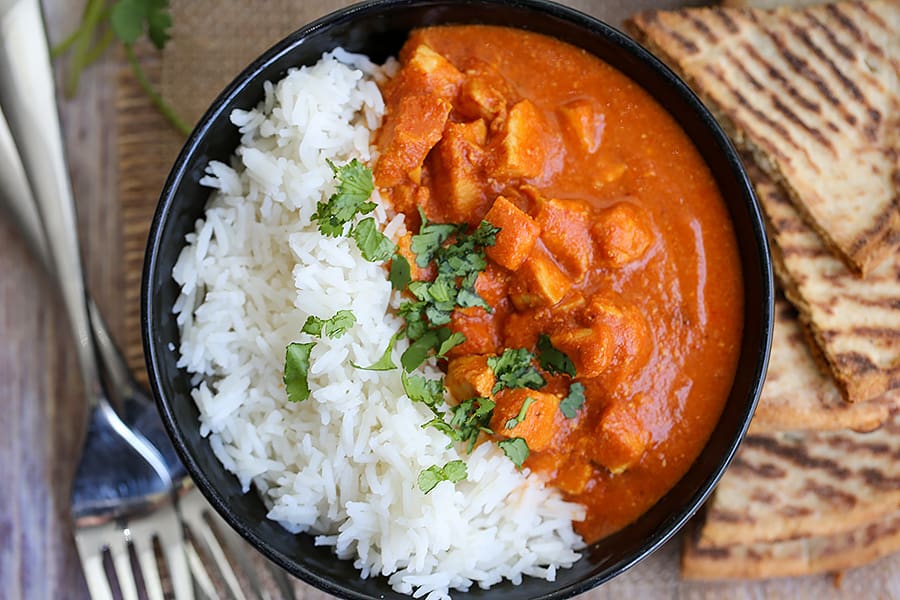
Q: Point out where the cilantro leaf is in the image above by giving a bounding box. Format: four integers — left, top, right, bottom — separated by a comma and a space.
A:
110, 0, 145, 45
398, 301, 428, 340
504, 396, 537, 430
417, 460, 467, 494
352, 217, 395, 262
389, 254, 412, 291
559, 382, 585, 419
488, 348, 546, 393
401, 372, 445, 412
410, 211, 459, 267
284, 342, 315, 402
312, 159, 375, 236
437, 331, 466, 358
110, 0, 172, 49
537, 334, 576, 377
301, 310, 356, 339
401, 329, 441, 372
352, 332, 400, 371
498, 437, 530, 469
449, 397, 495, 452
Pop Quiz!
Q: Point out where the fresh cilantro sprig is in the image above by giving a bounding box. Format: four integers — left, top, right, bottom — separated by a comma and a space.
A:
504, 396, 536, 430
312, 160, 396, 262
417, 460, 467, 494
488, 348, 546, 393
313, 159, 376, 236
559, 382, 585, 419
284, 342, 315, 402
302, 310, 356, 338
497, 437, 530, 469
53, 0, 190, 136
537, 334, 576, 377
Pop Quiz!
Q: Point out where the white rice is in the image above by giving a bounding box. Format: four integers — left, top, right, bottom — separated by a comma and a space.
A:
172, 50, 585, 599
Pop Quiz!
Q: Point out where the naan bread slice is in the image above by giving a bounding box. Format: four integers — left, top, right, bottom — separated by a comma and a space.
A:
754, 165, 900, 402
627, 1, 900, 275
697, 412, 900, 548
683, 510, 900, 579
751, 296, 897, 433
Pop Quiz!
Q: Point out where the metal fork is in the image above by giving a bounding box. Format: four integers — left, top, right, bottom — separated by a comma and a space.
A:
0, 4, 298, 598
0, 1, 193, 598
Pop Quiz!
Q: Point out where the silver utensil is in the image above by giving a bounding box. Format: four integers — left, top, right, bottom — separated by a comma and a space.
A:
0, 1, 192, 598
0, 4, 298, 598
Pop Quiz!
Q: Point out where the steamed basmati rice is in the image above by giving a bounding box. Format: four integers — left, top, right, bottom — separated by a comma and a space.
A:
172, 50, 585, 599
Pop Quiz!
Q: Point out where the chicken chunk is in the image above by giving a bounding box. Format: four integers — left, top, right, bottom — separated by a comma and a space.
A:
484, 196, 541, 270
428, 120, 488, 223
549, 324, 613, 379
449, 307, 501, 356
446, 355, 495, 402
490, 388, 562, 453
490, 99, 549, 179
534, 197, 594, 280
593, 202, 655, 266
589, 397, 650, 474
394, 231, 434, 282
375, 94, 451, 187
458, 74, 508, 122
584, 295, 653, 376
559, 99, 604, 153
509, 245, 572, 310
389, 43, 464, 102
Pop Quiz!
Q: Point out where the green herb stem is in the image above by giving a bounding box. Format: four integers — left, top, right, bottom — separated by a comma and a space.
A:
64, 0, 108, 97
81, 28, 115, 67
124, 43, 191, 136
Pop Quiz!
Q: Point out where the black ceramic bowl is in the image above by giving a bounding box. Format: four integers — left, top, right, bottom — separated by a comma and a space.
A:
143, 0, 773, 598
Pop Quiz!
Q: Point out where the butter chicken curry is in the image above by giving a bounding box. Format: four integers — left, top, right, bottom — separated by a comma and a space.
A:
375, 26, 743, 543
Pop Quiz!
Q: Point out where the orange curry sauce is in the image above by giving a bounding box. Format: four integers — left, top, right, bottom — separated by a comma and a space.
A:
374, 25, 744, 542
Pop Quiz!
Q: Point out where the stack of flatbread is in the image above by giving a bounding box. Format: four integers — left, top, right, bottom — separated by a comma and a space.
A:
626, 0, 900, 580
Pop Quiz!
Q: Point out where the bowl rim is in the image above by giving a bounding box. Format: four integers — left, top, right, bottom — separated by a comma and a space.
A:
142, 0, 774, 598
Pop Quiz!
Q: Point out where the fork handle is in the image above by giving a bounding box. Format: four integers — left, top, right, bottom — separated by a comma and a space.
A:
0, 0, 104, 405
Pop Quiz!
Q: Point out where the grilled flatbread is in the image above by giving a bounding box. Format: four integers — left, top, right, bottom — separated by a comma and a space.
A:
696, 413, 900, 548
627, 1, 900, 275
683, 509, 900, 579
751, 296, 898, 433
754, 164, 900, 403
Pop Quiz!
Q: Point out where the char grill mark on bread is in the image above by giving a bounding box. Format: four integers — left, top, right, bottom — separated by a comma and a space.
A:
694, 412, 900, 550
750, 296, 898, 433
753, 163, 900, 403
627, 1, 900, 275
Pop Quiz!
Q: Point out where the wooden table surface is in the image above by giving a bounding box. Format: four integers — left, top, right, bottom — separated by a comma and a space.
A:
1, 1, 897, 599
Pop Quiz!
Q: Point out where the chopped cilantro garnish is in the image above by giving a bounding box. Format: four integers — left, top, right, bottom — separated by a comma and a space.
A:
284, 342, 315, 402
417, 460, 467, 494
398, 301, 428, 340
389, 253, 412, 291
352, 217, 395, 262
488, 348, 546, 393
559, 382, 585, 419
302, 310, 356, 339
312, 159, 376, 237
352, 332, 401, 371
498, 437, 530, 469
449, 397, 495, 452
437, 331, 466, 358
401, 372, 445, 413
504, 396, 537, 430
401, 329, 441, 372
410, 210, 460, 267
537, 334, 576, 377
